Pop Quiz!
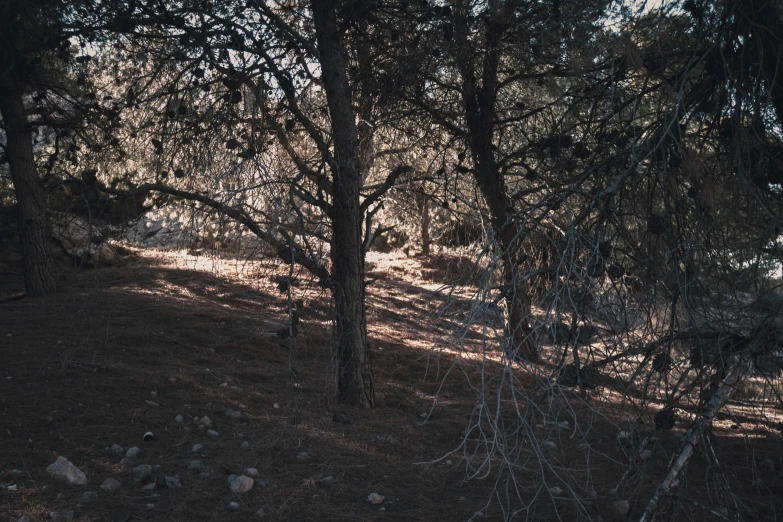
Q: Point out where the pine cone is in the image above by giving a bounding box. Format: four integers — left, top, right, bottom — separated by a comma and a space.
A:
654, 408, 677, 430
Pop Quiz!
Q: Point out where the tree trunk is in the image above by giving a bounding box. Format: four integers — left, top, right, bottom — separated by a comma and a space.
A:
453, 1, 537, 361
420, 193, 430, 256
312, 0, 375, 407
0, 88, 56, 296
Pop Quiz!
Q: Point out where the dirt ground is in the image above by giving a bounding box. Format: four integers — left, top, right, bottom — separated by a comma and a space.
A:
1, 247, 783, 522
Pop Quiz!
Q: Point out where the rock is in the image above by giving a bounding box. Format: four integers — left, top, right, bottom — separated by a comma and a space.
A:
49, 512, 75, 521
639, 449, 652, 461
256, 507, 266, 518
18, 516, 34, 522
192, 444, 203, 453
199, 416, 212, 428
46, 456, 88, 486
760, 458, 775, 472
207, 429, 220, 437
189, 460, 204, 472
459, 496, 466, 501
145, 400, 159, 407
446, 459, 453, 465
132, 464, 152, 482
544, 441, 557, 449
228, 502, 240, 511
165, 475, 181, 488
198, 472, 210, 478
229, 475, 254, 494
142, 482, 156, 490
119, 458, 133, 468
549, 486, 563, 495
146, 503, 155, 509
296, 451, 310, 461
241, 441, 250, 449
125, 447, 140, 458
175, 415, 184, 423
617, 431, 632, 441
142, 432, 154, 442
225, 409, 242, 420
101, 478, 122, 492
319, 476, 334, 484
105, 444, 124, 456
245, 468, 260, 477
612, 500, 630, 516
153, 464, 161, 471
332, 412, 350, 424
230, 386, 244, 393
150, 391, 157, 397
367, 493, 384, 504
81, 490, 98, 502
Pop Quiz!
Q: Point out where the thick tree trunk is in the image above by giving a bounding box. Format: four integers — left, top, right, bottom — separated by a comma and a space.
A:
0, 89, 56, 296
312, 0, 375, 407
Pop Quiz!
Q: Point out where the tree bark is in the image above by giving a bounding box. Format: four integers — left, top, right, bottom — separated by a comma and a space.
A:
0, 88, 57, 296
420, 192, 430, 256
312, 0, 375, 407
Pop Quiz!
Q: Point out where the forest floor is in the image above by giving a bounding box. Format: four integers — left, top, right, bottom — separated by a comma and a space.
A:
1, 246, 782, 522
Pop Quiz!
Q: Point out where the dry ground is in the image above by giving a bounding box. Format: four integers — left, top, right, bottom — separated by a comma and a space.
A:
1, 247, 782, 521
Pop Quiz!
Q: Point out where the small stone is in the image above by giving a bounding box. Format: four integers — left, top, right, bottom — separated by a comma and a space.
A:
379, 507, 385, 511
49, 512, 75, 521
142, 482, 156, 490
245, 468, 260, 477
18, 516, 34, 522
105, 444, 124, 456
132, 464, 152, 482
101, 478, 122, 492
312, 494, 320, 500
175, 415, 184, 423
367, 492, 384, 504
544, 441, 557, 449
153, 464, 161, 471
169, 377, 177, 383
459, 496, 466, 501
193, 416, 200, 422
296, 451, 310, 461
146, 503, 155, 509
273, 403, 280, 409
220, 382, 228, 388
207, 429, 220, 437
320, 476, 335, 483
199, 416, 212, 428
119, 458, 133, 468
446, 459, 453, 465
612, 500, 630, 516
760, 458, 775, 472
145, 400, 159, 407
228, 501, 240, 511
198, 472, 210, 478
81, 490, 98, 502
165, 475, 181, 488
225, 409, 242, 419
617, 430, 632, 441
256, 507, 266, 518
125, 447, 141, 458
639, 449, 652, 461
46, 456, 88, 486
230, 386, 244, 393
188, 460, 204, 472
241, 441, 250, 449
549, 486, 563, 495
192, 444, 203, 453
229, 475, 254, 494
150, 391, 157, 398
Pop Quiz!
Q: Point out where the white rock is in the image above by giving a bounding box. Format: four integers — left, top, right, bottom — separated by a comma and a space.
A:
192, 444, 203, 453
207, 429, 220, 437
245, 468, 260, 477
125, 447, 141, 458
549, 486, 563, 495
544, 441, 557, 449
228, 501, 240, 511
617, 431, 632, 441
367, 492, 384, 504
175, 415, 184, 423
46, 456, 88, 486
229, 475, 254, 494
612, 499, 630, 516
639, 449, 652, 461
459, 496, 466, 501
445, 459, 453, 465
241, 441, 250, 449
100, 478, 122, 492
199, 416, 212, 428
